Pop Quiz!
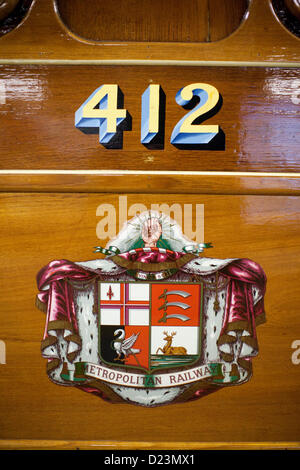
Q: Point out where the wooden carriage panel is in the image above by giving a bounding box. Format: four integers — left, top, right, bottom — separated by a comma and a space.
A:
0, 65, 299, 173
0, 192, 299, 447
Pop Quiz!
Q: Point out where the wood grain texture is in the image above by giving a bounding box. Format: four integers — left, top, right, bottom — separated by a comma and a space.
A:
56, 0, 248, 43
0, 173, 300, 195
208, 0, 248, 42
0, 65, 299, 172
0, 439, 300, 450
56, 0, 210, 43
0, 192, 300, 444
0, 0, 299, 63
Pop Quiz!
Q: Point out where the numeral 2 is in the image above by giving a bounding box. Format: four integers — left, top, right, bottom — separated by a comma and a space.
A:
170, 83, 220, 145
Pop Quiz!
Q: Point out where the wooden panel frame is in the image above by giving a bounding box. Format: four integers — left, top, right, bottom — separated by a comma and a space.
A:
0, 0, 299, 64
1, 191, 300, 449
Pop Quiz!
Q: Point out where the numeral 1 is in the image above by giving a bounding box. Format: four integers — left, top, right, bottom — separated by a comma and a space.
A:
141, 84, 161, 144
75, 84, 127, 145
0, 340, 5, 364
170, 83, 220, 145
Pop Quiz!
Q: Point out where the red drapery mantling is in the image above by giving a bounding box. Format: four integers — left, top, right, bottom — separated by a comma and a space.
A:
217, 258, 267, 371
36, 259, 97, 364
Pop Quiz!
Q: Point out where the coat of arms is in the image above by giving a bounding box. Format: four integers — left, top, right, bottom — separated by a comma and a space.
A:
36, 211, 266, 407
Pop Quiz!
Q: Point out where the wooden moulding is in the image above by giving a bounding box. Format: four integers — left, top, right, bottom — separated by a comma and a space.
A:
55, 0, 248, 44
0, 172, 300, 195
0, 0, 299, 64
0, 439, 299, 450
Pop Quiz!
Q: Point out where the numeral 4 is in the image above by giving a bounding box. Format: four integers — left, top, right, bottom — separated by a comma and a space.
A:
75, 85, 127, 145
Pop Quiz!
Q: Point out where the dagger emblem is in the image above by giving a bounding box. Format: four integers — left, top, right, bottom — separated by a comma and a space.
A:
158, 289, 191, 323
158, 290, 191, 299
158, 302, 190, 310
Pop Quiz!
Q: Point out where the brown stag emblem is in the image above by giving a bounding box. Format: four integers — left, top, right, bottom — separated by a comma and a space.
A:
156, 331, 187, 355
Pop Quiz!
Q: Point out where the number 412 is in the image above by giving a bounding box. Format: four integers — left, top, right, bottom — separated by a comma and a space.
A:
75, 83, 222, 149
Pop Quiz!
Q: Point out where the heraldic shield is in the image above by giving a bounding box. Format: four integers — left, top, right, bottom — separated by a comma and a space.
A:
98, 281, 203, 373
35, 210, 267, 407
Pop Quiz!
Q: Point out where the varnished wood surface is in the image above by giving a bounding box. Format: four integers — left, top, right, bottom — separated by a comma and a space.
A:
57, 0, 211, 43
0, 0, 299, 63
56, 0, 248, 43
208, 0, 249, 42
0, 65, 299, 172
0, 173, 300, 195
0, 439, 300, 450
0, 192, 300, 444
0, 0, 299, 453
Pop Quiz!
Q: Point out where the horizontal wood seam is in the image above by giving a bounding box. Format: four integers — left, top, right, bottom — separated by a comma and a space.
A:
1, 173, 299, 196
0, 439, 299, 450
0, 60, 299, 67
1, 171, 300, 177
